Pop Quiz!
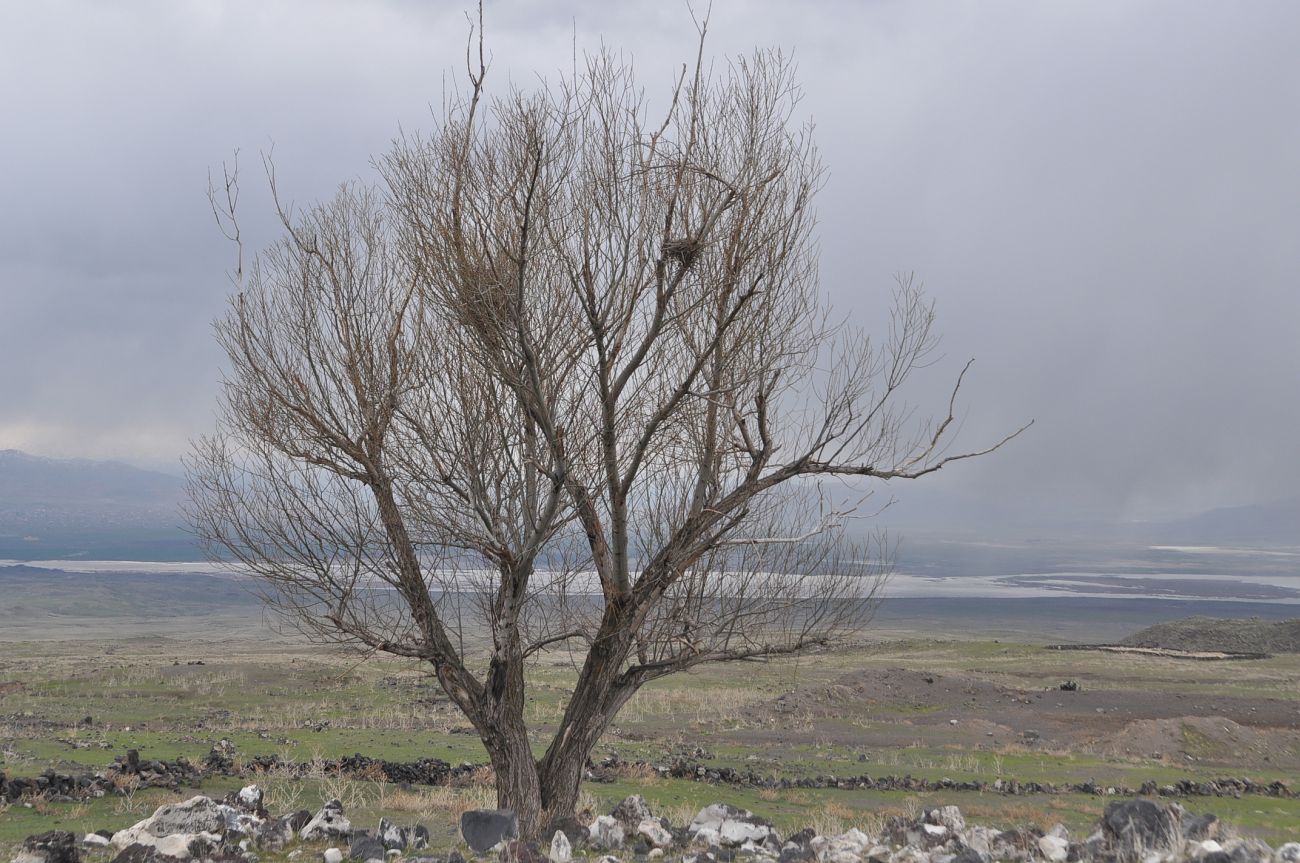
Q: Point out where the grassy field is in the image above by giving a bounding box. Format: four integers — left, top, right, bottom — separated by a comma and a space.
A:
3, 627, 1299, 853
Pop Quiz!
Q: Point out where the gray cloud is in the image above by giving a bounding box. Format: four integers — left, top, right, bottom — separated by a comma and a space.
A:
1, 0, 1296, 522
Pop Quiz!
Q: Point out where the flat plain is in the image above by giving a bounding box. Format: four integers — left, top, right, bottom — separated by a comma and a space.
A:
3, 599, 1299, 854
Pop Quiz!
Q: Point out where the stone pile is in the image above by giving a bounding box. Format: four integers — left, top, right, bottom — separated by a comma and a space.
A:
3, 744, 1292, 807
10, 792, 1300, 863
588, 755, 1296, 801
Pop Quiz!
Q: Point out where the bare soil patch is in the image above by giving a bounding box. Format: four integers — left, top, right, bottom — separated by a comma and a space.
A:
724, 665, 1300, 770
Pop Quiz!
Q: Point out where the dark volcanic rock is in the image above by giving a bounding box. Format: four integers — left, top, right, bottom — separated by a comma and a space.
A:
1102, 799, 1183, 863
460, 809, 519, 855
16, 831, 80, 863
349, 836, 386, 863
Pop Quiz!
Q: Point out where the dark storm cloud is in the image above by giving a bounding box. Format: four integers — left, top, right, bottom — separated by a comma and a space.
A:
1, 1, 1296, 521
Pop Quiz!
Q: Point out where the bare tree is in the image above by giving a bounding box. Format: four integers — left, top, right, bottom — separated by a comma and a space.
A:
188, 17, 1026, 836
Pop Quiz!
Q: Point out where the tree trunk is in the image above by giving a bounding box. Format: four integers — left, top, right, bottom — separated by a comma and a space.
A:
487, 721, 544, 837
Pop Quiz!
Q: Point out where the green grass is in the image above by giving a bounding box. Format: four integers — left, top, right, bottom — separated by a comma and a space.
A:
4, 634, 1300, 852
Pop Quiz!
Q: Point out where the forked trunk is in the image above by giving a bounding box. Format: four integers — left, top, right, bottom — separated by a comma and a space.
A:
486, 714, 593, 839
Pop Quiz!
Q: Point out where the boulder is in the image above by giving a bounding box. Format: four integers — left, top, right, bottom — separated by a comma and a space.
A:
82, 835, 112, 849
588, 816, 625, 851
926, 807, 966, 836
1276, 843, 1300, 863
1222, 839, 1273, 863
113, 796, 228, 844
14, 832, 80, 863
411, 825, 430, 851
253, 817, 295, 852
637, 819, 674, 849
300, 801, 351, 842
498, 840, 546, 863
376, 820, 408, 852
690, 804, 778, 849
348, 836, 385, 863
611, 795, 654, 831
109, 846, 165, 863
541, 818, 588, 853
950, 848, 988, 863
235, 786, 263, 813
1101, 800, 1183, 863
1037, 836, 1068, 863
322, 850, 344, 863
460, 810, 519, 855
549, 830, 572, 863
1192, 840, 1225, 859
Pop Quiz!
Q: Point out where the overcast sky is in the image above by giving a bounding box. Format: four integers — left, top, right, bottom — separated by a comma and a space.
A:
1, 1, 1297, 522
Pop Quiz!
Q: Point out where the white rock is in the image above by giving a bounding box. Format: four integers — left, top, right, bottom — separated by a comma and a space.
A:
589, 815, 625, 850
288, 852, 303, 860
154, 835, 203, 860
693, 827, 721, 847
638, 819, 674, 849
827, 849, 864, 863
929, 807, 966, 834
82, 835, 111, 848
720, 819, 773, 846
1038, 835, 1069, 863
597, 856, 622, 863
890, 848, 932, 863
323, 848, 344, 863
841, 829, 873, 852
866, 845, 892, 863
649, 850, 664, 859
921, 824, 948, 839
301, 802, 351, 841
238, 785, 263, 808
965, 827, 997, 857
1191, 840, 1223, 858
550, 830, 573, 863
110, 826, 223, 858
1276, 842, 1300, 863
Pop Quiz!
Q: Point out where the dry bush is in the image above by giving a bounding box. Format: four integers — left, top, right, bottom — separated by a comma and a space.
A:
382, 784, 496, 820
611, 762, 661, 784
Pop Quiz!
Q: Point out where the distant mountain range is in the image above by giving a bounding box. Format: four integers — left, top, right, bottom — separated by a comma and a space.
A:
0, 449, 196, 559
0, 448, 1295, 562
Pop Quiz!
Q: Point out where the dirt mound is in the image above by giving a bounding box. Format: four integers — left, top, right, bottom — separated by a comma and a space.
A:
1094, 716, 1300, 766
1121, 616, 1300, 653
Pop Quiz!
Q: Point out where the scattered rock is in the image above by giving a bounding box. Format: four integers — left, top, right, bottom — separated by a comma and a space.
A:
322, 849, 343, 863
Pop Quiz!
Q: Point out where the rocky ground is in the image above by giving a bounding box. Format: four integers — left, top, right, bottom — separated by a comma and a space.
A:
9, 787, 1296, 863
